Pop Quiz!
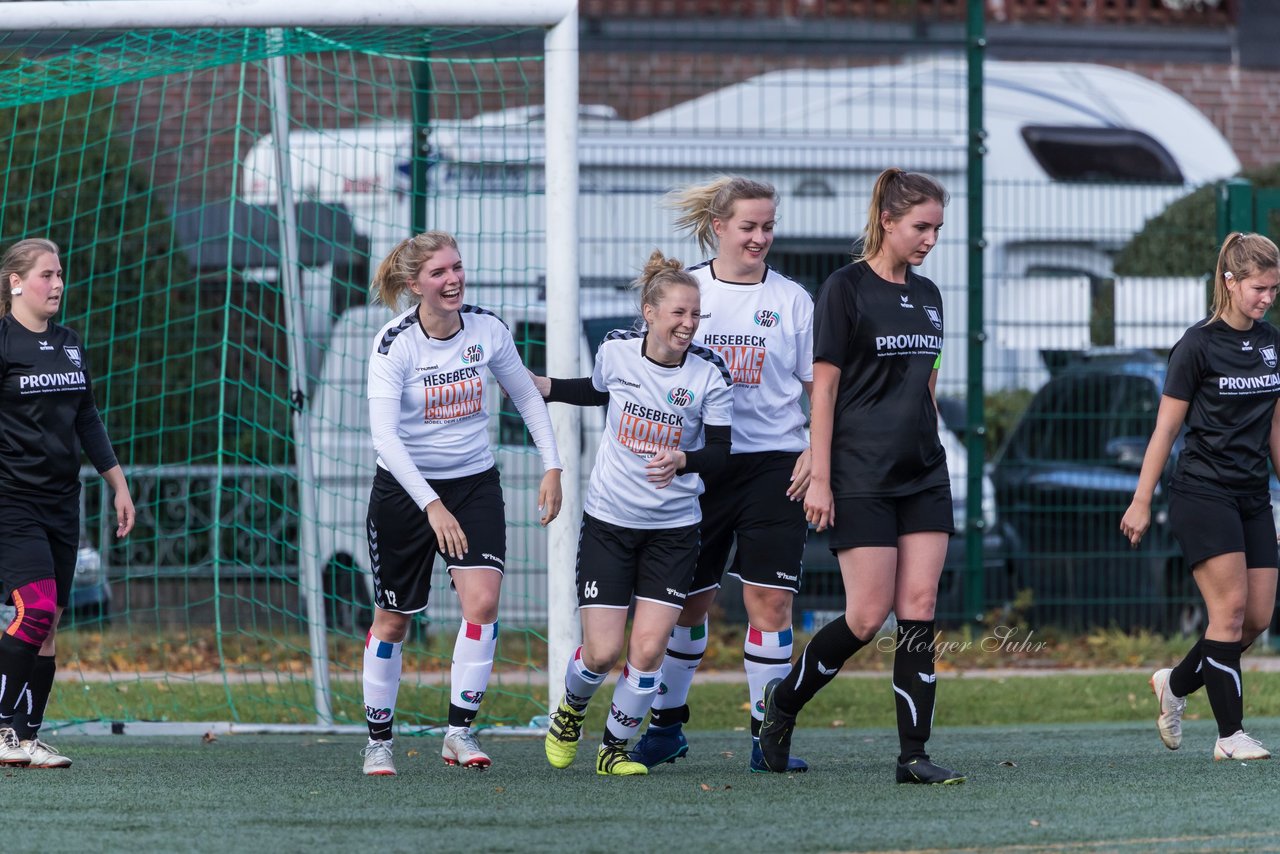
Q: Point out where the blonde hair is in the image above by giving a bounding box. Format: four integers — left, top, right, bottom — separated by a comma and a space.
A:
1, 238, 60, 320
667, 176, 778, 256
370, 230, 459, 308
1208, 231, 1280, 325
858, 168, 949, 261
634, 249, 699, 315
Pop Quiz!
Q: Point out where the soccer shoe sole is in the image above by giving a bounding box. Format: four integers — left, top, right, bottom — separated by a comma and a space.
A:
1149, 669, 1183, 751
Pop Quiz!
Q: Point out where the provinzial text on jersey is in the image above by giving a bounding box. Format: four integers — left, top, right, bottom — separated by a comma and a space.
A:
19, 371, 86, 391
1220, 373, 1280, 391
875, 334, 943, 352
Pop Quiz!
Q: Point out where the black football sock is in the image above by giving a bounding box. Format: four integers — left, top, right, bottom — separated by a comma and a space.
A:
1200, 638, 1243, 738
772, 618, 869, 716
893, 620, 938, 762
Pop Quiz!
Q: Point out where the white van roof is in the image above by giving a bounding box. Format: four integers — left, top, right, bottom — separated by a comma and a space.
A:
243, 58, 1238, 204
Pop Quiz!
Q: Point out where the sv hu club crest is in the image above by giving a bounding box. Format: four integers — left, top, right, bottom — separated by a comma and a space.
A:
461, 344, 484, 364
64, 345, 82, 368
1262, 345, 1277, 369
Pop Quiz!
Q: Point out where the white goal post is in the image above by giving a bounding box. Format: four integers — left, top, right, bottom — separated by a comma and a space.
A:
3, 0, 583, 726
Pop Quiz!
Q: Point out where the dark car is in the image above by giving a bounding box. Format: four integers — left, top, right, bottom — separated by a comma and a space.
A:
991, 349, 1280, 632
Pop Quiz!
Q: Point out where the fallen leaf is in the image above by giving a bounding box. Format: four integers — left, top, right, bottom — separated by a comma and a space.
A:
998, 760, 1017, 767
830, 720, 845, 728
1030, 820, 1041, 827
406, 749, 420, 758
201, 732, 217, 744
700, 783, 712, 791
723, 784, 732, 790
720, 751, 735, 759
494, 786, 505, 793
739, 701, 753, 712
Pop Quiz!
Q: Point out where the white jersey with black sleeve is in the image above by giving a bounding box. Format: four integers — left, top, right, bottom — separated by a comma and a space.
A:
688, 261, 813, 453
583, 330, 734, 529
367, 304, 561, 509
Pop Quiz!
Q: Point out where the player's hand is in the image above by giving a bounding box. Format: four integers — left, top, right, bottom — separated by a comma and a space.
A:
1119, 500, 1151, 548
538, 469, 563, 526
528, 370, 551, 399
426, 500, 468, 560
114, 489, 136, 539
786, 447, 812, 502
804, 480, 835, 532
645, 449, 684, 490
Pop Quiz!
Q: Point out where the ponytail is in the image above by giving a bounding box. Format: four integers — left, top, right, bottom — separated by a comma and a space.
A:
857, 168, 948, 262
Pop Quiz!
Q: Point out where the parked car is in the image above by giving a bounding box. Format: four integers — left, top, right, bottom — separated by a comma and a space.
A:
0, 532, 110, 627
991, 349, 1280, 632
719, 419, 1012, 628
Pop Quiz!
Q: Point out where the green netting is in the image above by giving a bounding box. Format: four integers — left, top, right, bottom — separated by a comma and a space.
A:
1, 25, 555, 729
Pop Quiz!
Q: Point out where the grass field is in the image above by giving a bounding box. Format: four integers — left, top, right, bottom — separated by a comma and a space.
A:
5, 719, 1280, 853
44, 670, 1280, 730
9, 673, 1280, 852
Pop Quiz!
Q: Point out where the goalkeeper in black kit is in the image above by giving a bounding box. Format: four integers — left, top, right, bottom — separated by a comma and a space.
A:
0, 238, 135, 768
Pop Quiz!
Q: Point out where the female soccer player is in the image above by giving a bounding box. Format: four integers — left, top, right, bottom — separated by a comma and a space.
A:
0, 238, 135, 769
631, 177, 813, 773
1123, 232, 1280, 762
757, 168, 966, 784
359, 231, 563, 776
536, 250, 733, 776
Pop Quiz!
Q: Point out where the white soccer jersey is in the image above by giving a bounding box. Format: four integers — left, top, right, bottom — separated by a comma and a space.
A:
368, 305, 561, 508
583, 330, 734, 529
689, 261, 813, 453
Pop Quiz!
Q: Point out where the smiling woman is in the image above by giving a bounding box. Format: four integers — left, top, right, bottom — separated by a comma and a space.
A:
0, 237, 135, 769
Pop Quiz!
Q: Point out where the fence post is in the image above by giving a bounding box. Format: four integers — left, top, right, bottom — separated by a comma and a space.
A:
1218, 177, 1254, 241
963, 0, 987, 626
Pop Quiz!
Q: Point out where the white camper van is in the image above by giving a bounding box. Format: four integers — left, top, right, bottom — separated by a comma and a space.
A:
242, 58, 1239, 394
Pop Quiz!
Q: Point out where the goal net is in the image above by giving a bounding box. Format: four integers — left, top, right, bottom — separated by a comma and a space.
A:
1, 8, 579, 732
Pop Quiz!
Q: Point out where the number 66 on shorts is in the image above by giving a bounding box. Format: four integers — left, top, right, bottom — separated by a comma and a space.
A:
574, 513, 700, 609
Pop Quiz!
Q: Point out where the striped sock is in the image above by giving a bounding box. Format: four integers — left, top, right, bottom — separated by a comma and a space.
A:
604, 663, 661, 747
362, 631, 403, 741
564, 646, 607, 712
745, 624, 794, 736
449, 620, 498, 728
649, 620, 707, 725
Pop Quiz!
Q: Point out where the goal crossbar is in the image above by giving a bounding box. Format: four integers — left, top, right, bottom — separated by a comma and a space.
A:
0, 0, 577, 30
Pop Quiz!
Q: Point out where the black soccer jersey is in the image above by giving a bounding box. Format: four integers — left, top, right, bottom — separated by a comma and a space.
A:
812, 261, 948, 498
0, 315, 117, 496
1164, 318, 1280, 494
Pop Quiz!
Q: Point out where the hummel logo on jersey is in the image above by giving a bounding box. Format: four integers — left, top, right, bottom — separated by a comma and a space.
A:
667, 387, 695, 407
754, 309, 780, 328
923, 306, 942, 331
1243, 340, 1253, 351
899, 293, 914, 308
816, 661, 838, 676
64, 345, 82, 368
1263, 345, 1277, 369
918, 672, 937, 683
617, 378, 641, 388
37, 339, 53, 351
461, 344, 484, 364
